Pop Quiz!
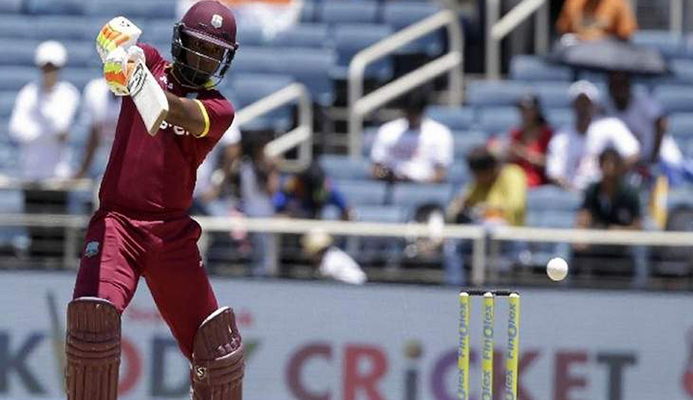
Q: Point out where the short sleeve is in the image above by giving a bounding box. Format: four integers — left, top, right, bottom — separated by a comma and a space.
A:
434, 125, 454, 167
609, 120, 640, 158
546, 133, 566, 180
370, 125, 389, 163
138, 43, 166, 71
193, 91, 234, 142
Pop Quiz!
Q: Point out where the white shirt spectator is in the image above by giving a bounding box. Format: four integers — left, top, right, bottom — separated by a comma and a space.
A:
195, 122, 240, 198
319, 246, 367, 285
603, 91, 683, 166
81, 78, 121, 175
9, 80, 80, 180
371, 117, 453, 182
547, 117, 640, 190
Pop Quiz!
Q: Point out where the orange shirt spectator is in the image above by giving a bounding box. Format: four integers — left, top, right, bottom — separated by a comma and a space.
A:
556, 0, 638, 41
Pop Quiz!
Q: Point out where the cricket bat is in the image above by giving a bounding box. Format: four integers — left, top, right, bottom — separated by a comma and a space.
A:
127, 58, 169, 136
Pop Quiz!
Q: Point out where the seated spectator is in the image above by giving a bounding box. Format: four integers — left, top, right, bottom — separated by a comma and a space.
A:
371, 90, 453, 183
573, 148, 648, 287
192, 122, 242, 215
556, 0, 637, 41
302, 229, 367, 285
74, 78, 121, 180
604, 71, 685, 182
447, 147, 527, 227
489, 93, 553, 187
9, 41, 80, 181
547, 80, 640, 191
274, 161, 353, 220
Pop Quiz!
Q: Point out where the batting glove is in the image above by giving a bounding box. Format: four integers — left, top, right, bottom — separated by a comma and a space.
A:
103, 45, 145, 96
96, 16, 142, 63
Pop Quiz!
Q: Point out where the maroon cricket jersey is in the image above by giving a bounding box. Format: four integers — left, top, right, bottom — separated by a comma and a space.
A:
99, 44, 234, 217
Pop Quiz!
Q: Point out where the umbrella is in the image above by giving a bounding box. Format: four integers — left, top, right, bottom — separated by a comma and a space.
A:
548, 37, 670, 76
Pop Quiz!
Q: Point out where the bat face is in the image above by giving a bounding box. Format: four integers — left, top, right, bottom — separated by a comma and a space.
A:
128, 60, 169, 136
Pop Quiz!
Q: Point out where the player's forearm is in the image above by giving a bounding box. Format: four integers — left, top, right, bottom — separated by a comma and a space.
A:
164, 92, 207, 137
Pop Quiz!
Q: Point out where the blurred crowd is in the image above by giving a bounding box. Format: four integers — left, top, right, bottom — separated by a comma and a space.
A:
4, 0, 692, 287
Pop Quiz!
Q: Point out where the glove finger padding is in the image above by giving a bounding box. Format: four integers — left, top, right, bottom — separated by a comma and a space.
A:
96, 16, 141, 63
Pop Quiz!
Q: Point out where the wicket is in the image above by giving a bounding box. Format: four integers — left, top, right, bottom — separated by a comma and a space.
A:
458, 290, 521, 400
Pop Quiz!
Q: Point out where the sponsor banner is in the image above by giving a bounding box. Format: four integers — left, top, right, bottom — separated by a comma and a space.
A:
0, 271, 692, 400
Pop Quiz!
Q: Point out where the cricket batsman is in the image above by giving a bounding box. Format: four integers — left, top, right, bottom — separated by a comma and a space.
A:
65, 1, 243, 399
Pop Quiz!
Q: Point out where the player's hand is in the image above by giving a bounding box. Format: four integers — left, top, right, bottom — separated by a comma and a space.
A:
103, 46, 145, 96
96, 16, 142, 63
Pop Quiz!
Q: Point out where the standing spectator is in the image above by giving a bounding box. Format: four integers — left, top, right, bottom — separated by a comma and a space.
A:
302, 229, 367, 285
573, 148, 648, 287
240, 131, 279, 276
490, 93, 553, 187
9, 41, 80, 180
556, 0, 638, 41
274, 161, 352, 220
547, 80, 640, 191
604, 71, 685, 182
371, 90, 453, 183
73, 78, 121, 180
444, 147, 528, 285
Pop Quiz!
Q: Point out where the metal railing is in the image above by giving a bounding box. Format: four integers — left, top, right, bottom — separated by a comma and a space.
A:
4, 213, 693, 287
235, 83, 313, 173
348, 10, 464, 158
486, 0, 549, 80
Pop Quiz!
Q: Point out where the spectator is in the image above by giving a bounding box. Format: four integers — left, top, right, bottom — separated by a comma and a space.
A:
443, 147, 527, 285
547, 80, 640, 191
573, 148, 648, 287
604, 71, 685, 181
371, 90, 453, 183
9, 41, 80, 181
74, 78, 121, 180
275, 161, 353, 220
556, 0, 638, 41
240, 131, 279, 275
446, 147, 528, 227
489, 93, 553, 187
192, 122, 242, 215
301, 229, 367, 285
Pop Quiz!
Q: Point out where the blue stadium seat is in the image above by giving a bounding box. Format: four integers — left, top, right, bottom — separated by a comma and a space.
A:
0, 41, 38, 67
477, 107, 519, 135
526, 186, 581, 212
660, 59, 693, 85
335, 179, 387, 205
0, 67, 36, 91
33, 16, 97, 40
331, 24, 393, 81
427, 106, 475, 130
25, 0, 85, 15
0, 16, 34, 39
632, 30, 685, 58
545, 108, 573, 129
231, 47, 280, 74
0, 0, 23, 13
277, 48, 336, 106
271, 23, 330, 49
531, 82, 572, 109
61, 67, 101, 90
353, 205, 406, 222
381, 2, 443, 55
0, 189, 23, 213
319, 0, 379, 24
235, 24, 265, 47
466, 81, 531, 107
227, 73, 294, 131
0, 93, 16, 119
654, 85, 693, 113
510, 55, 572, 81
452, 130, 487, 159
0, 140, 20, 173
142, 19, 177, 46
391, 183, 453, 209
66, 42, 97, 68
300, 0, 317, 22
447, 162, 469, 184
85, 0, 176, 20
320, 155, 372, 180
669, 113, 693, 138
